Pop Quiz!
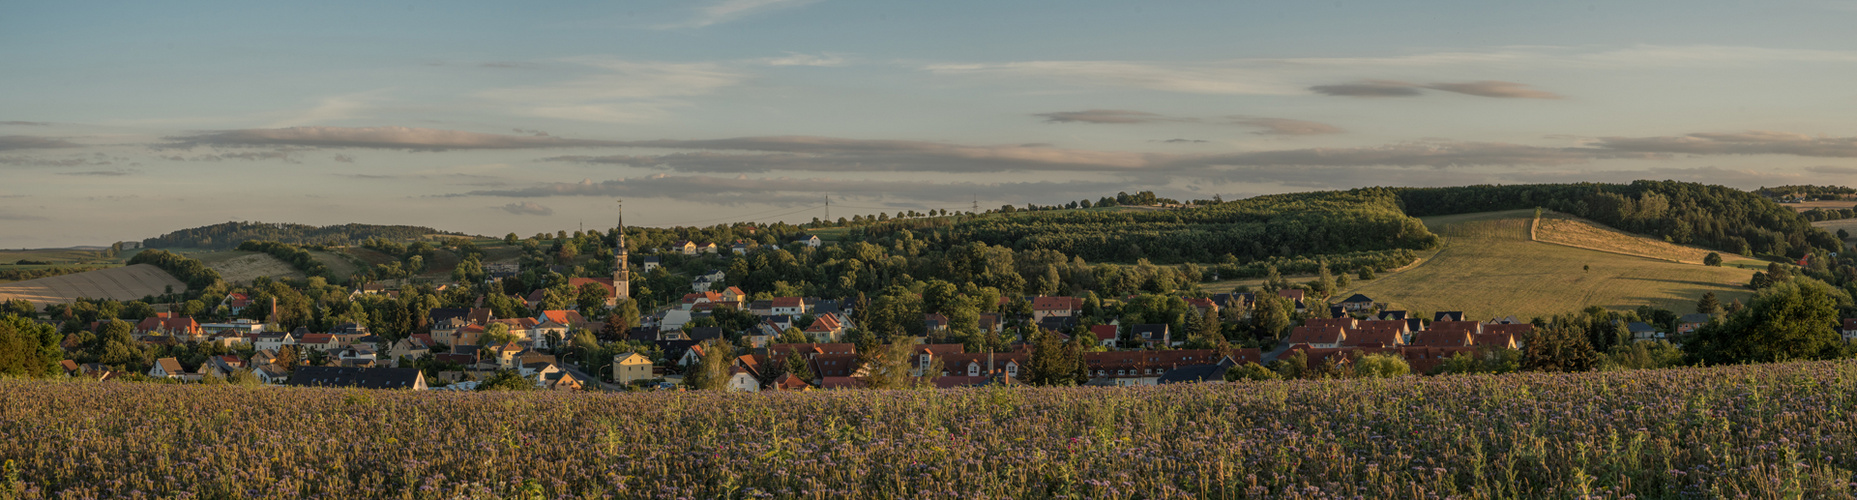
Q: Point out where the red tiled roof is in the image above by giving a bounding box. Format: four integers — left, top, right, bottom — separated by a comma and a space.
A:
1287, 326, 1346, 345
771, 297, 804, 308
1410, 330, 1472, 347
1304, 318, 1358, 330
1089, 324, 1119, 341
1341, 329, 1403, 348
1032, 296, 1083, 311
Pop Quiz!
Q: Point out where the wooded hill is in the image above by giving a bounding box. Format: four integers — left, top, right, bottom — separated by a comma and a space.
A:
142, 222, 463, 249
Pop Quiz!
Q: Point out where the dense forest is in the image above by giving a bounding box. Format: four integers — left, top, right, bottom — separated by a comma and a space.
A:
1395, 181, 1837, 259
1752, 185, 1857, 200
860, 188, 1439, 268
142, 222, 462, 249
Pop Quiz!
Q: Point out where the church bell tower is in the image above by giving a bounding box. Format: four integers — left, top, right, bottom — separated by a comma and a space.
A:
612, 200, 630, 304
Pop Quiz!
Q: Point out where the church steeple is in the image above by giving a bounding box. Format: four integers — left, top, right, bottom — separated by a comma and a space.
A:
612, 199, 630, 304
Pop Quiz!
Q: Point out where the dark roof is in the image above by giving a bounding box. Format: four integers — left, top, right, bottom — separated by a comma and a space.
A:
429, 308, 471, 324
1157, 363, 1228, 384
656, 340, 700, 357
686, 327, 727, 341
1340, 294, 1374, 304
1434, 311, 1465, 322
1378, 310, 1408, 321
628, 326, 658, 342
288, 366, 423, 389
1678, 313, 1713, 324
1626, 322, 1659, 333
1037, 315, 1078, 332
1130, 324, 1169, 338
1328, 305, 1347, 318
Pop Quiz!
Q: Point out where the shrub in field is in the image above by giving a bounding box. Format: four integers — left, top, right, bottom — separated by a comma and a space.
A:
5, 361, 1857, 498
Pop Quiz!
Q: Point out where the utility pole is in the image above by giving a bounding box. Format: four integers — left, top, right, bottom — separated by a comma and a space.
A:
824, 194, 830, 221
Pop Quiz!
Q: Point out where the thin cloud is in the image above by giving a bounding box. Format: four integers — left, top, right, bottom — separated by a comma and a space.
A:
1592, 131, 1857, 157
1178, 141, 1626, 168
1309, 80, 1422, 97
761, 52, 848, 67
663, 0, 822, 29
461, 174, 1142, 207
332, 154, 355, 163
1806, 166, 1857, 175
1035, 110, 1181, 124
0, 121, 51, 126
1159, 139, 1209, 144
163, 126, 625, 150
0, 136, 80, 151
57, 170, 137, 177
543, 136, 1157, 173
1229, 117, 1344, 135
1422, 81, 1562, 99
475, 58, 746, 123
500, 201, 555, 216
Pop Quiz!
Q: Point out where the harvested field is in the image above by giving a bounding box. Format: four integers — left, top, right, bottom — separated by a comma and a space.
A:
1813, 218, 1857, 243
1340, 210, 1755, 321
1533, 211, 1744, 264
1782, 200, 1857, 212
0, 264, 184, 306
309, 250, 360, 279
195, 251, 304, 283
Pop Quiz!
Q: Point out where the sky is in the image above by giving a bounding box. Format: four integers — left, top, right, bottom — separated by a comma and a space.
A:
6, 0, 1857, 248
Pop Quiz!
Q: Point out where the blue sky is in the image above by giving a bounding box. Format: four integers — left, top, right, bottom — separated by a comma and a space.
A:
6, 0, 1857, 247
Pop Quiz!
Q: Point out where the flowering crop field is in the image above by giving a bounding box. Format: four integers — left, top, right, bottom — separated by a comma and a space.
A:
5, 362, 1857, 499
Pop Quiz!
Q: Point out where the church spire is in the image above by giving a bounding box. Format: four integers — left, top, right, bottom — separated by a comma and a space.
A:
612, 199, 630, 304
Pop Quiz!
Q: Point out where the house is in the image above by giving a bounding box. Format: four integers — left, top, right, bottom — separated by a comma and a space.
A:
1843, 319, 1857, 342
1036, 315, 1078, 334
804, 313, 846, 342
768, 343, 857, 359
1082, 350, 1223, 386
253, 365, 290, 385
771, 373, 810, 391
731, 242, 751, 255
1434, 311, 1467, 322
794, 235, 822, 248
659, 310, 693, 333
642, 256, 661, 272
770, 297, 806, 316
1341, 329, 1403, 348
923, 313, 949, 332
696, 242, 719, 254
149, 357, 185, 379
914, 344, 967, 374
810, 353, 864, 379
691, 270, 726, 292
1676, 314, 1713, 335
196, 355, 244, 379
1287, 326, 1347, 348
718, 286, 748, 307
1378, 310, 1409, 321
685, 327, 727, 343
1305, 318, 1359, 330
613, 352, 655, 385
1031, 296, 1084, 321
253, 332, 296, 352
1129, 324, 1171, 347
1338, 294, 1376, 312
385, 338, 430, 365
134, 316, 203, 337
726, 367, 761, 392
1480, 324, 1534, 348
1409, 330, 1473, 347
223, 293, 252, 314
288, 366, 428, 390
1157, 356, 1237, 384
1627, 322, 1664, 342
671, 240, 699, 255
1083, 324, 1117, 347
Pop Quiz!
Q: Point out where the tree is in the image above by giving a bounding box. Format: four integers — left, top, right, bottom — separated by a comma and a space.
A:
1687, 277, 1850, 364
684, 339, 734, 391
1250, 294, 1293, 342
863, 338, 932, 389
576, 282, 611, 313
1696, 292, 1722, 315
1270, 350, 1307, 379
476, 369, 535, 391
0, 314, 63, 377
505, 233, 520, 245
1225, 362, 1279, 381
1358, 268, 1376, 280
1024, 330, 1079, 386
775, 327, 808, 344
482, 323, 518, 346
1522, 319, 1597, 372
1354, 354, 1409, 378
1703, 252, 1724, 267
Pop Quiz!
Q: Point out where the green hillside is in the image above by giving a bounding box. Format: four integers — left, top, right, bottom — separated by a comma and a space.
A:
1336, 210, 1757, 321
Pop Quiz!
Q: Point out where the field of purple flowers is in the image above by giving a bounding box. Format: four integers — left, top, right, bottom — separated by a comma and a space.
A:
4, 361, 1857, 499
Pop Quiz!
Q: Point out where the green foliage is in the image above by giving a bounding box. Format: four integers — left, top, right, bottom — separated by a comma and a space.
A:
1397, 181, 1838, 258
0, 314, 63, 377
144, 221, 457, 250
475, 370, 535, 391
1523, 320, 1598, 372
0, 266, 107, 282
236, 240, 336, 281
1687, 276, 1852, 364
127, 249, 221, 292
1224, 362, 1279, 381
1354, 354, 1410, 378
1431, 348, 1525, 375
1703, 252, 1723, 267
1597, 341, 1688, 371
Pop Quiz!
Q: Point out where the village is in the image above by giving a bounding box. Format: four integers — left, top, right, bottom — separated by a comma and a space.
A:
45, 216, 1775, 393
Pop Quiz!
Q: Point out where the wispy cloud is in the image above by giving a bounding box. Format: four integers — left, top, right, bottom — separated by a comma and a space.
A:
1591, 131, 1857, 157
462, 174, 1140, 206
266, 90, 386, 128
1309, 80, 1561, 99
760, 52, 848, 67
57, 169, 137, 177
499, 201, 555, 216
665, 0, 822, 29
543, 136, 1156, 173
163, 126, 625, 150
1035, 109, 1180, 124
0, 121, 51, 126
1228, 117, 1345, 135
0, 136, 80, 151
475, 58, 746, 123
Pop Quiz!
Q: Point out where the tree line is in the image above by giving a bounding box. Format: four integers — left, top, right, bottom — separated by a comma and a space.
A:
143, 222, 459, 249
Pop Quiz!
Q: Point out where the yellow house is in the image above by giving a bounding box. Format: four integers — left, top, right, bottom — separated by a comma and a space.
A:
612, 352, 655, 385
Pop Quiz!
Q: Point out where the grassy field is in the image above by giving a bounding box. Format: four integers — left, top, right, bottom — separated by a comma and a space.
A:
309, 249, 361, 279
1813, 218, 1857, 243
0, 264, 185, 305
1336, 210, 1755, 321
188, 250, 305, 283
1534, 211, 1745, 264
6, 361, 1857, 498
